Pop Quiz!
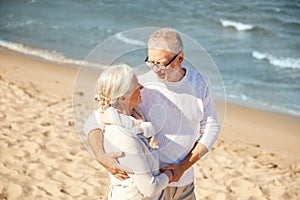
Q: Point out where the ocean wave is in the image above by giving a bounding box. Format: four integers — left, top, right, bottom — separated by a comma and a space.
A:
27, 0, 36, 4
0, 40, 100, 68
3, 20, 36, 29
227, 93, 300, 117
115, 33, 146, 46
252, 51, 300, 69
220, 19, 254, 31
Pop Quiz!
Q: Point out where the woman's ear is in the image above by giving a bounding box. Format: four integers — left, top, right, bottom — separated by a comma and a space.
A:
118, 96, 126, 102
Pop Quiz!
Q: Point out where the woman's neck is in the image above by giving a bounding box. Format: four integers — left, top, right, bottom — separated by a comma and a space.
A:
116, 104, 133, 116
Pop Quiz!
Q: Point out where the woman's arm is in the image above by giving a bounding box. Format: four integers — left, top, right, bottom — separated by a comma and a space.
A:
105, 126, 171, 198
120, 149, 171, 198
131, 169, 171, 198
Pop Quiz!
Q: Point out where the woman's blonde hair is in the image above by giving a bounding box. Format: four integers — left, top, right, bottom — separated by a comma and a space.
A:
95, 64, 134, 109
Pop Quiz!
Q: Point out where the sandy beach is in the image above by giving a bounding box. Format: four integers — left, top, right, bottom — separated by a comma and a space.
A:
0, 49, 299, 199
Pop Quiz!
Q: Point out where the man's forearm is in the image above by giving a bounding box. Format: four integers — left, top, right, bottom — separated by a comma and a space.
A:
87, 128, 132, 179
180, 142, 208, 171
165, 142, 209, 183
88, 128, 105, 160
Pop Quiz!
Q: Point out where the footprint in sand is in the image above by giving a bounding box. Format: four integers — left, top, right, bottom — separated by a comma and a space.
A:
227, 178, 263, 197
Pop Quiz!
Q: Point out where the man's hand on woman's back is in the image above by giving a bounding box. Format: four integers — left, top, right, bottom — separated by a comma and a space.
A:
88, 129, 133, 180
97, 151, 133, 180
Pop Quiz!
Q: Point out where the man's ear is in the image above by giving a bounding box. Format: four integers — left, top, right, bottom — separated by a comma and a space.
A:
178, 52, 184, 63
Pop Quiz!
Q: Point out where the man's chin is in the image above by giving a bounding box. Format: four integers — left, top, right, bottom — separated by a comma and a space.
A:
156, 74, 168, 82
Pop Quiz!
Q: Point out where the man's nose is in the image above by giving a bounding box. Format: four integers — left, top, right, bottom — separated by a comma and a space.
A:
152, 64, 161, 72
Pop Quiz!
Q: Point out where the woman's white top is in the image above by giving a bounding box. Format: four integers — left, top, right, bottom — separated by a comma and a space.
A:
102, 107, 169, 200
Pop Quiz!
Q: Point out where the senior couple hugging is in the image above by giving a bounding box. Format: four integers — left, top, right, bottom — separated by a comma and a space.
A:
83, 28, 220, 200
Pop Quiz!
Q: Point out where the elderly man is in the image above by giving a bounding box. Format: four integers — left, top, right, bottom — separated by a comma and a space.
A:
84, 28, 220, 199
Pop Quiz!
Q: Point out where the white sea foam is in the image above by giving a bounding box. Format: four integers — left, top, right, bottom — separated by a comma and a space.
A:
115, 33, 146, 46
3, 20, 35, 29
252, 51, 300, 69
220, 19, 254, 31
274, 8, 281, 12
0, 40, 100, 68
227, 93, 300, 117
27, 0, 36, 4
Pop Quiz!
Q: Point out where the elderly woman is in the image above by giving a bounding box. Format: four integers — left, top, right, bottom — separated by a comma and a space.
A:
92, 64, 173, 200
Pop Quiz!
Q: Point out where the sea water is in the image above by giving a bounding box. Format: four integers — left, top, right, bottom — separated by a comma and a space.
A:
1, 0, 299, 116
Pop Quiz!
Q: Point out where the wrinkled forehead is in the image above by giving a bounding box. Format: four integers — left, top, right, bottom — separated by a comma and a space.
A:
127, 74, 141, 93
131, 74, 138, 82
148, 48, 177, 57
147, 48, 177, 60
129, 74, 139, 87
147, 46, 177, 55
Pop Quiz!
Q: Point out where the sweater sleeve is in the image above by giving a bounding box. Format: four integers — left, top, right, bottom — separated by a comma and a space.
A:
197, 78, 220, 151
130, 168, 169, 198
105, 126, 169, 198
83, 111, 102, 136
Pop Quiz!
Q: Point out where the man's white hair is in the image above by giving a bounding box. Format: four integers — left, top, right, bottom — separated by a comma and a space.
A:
148, 28, 183, 54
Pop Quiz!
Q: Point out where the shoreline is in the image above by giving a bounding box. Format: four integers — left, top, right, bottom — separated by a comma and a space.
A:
1, 46, 299, 118
1, 48, 299, 161
224, 97, 300, 119
1, 48, 299, 199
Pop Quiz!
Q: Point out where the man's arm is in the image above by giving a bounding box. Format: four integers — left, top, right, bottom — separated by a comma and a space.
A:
163, 142, 208, 182
164, 77, 220, 182
86, 114, 133, 180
